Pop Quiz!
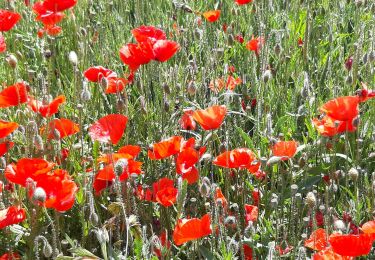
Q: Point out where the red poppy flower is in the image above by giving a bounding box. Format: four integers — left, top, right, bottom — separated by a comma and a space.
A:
0, 141, 14, 157
153, 230, 171, 258
30, 169, 78, 212
118, 145, 141, 157
252, 189, 260, 206
202, 10, 221, 23
192, 105, 227, 130
0, 120, 18, 138
42, 0, 78, 12
5, 158, 55, 186
28, 95, 65, 117
152, 40, 180, 62
320, 96, 359, 122
236, 0, 253, 5
298, 37, 304, 47
0, 252, 21, 260
176, 147, 199, 174
246, 36, 264, 56
0, 33, 6, 53
153, 178, 178, 207
304, 229, 328, 251
245, 204, 258, 223
243, 244, 253, 260
271, 140, 298, 160
226, 75, 242, 91
83, 66, 116, 82
329, 233, 373, 257
0, 206, 26, 229
312, 247, 353, 260
357, 84, 375, 103
173, 214, 212, 245
104, 77, 128, 94
45, 118, 79, 139
131, 25, 166, 43
179, 110, 196, 130
93, 164, 115, 195
119, 41, 155, 71
45, 25, 62, 36
213, 148, 258, 171
313, 116, 356, 137
209, 78, 225, 92
32, 2, 65, 26
180, 166, 199, 184
89, 114, 128, 145
0, 82, 28, 108
0, 10, 21, 32
215, 187, 228, 208
148, 136, 183, 160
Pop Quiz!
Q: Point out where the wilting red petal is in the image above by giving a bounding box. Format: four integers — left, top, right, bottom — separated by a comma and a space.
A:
0, 141, 14, 157
0, 33, 6, 53
104, 77, 128, 94
0, 82, 28, 108
272, 141, 298, 160
0, 120, 18, 138
193, 105, 227, 130
246, 36, 264, 55
28, 95, 65, 117
46, 25, 62, 36
245, 204, 258, 223
119, 41, 154, 71
226, 75, 242, 91
213, 148, 257, 170
320, 96, 360, 122
209, 78, 225, 93
45, 118, 79, 139
173, 214, 212, 245
0, 10, 21, 32
153, 40, 180, 62
304, 229, 328, 251
148, 136, 183, 160
312, 247, 353, 260
89, 114, 128, 145
202, 10, 221, 22
131, 25, 166, 43
215, 187, 228, 208
5, 158, 55, 186
83, 66, 116, 82
42, 0, 78, 12
0, 206, 26, 229
329, 233, 373, 257
235, 0, 253, 5
313, 116, 356, 137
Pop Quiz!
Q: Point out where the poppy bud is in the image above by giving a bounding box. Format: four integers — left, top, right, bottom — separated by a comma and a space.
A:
369, 51, 375, 62
274, 43, 282, 56
139, 96, 147, 113
163, 98, 170, 112
291, 184, 298, 196
80, 83, 91, 101
0, 157, 6, 170
163, 83, 171, 95
114, 159, 128, 176
187, 81, 196, 95
262, 70, 272, 83
32, 187, 47, 203
270, 198, 278, 208
44, 50, 52, 59
362, 53, 368, 64
80, 27, 87, 36
352, 116, 360, 127
227, 34, 234, 46
89, 212, 99, 226
305, 192, 316, 208
348, 167, 359, 181
194, 28, 203, 39
33, 135, 44, 151
199, 182, 210, 197
6, 54, 17, 68
68, 51, 78, 66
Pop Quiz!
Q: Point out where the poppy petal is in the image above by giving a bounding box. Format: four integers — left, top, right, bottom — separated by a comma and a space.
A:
89, 114, 128, 145
192, 105, 227, 130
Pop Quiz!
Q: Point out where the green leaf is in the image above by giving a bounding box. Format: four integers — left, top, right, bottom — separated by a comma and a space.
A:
68, 247, 99, 258
199, 245, 215, 260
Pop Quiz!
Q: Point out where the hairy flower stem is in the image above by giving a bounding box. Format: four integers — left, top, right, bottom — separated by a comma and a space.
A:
43, 208, 59, 258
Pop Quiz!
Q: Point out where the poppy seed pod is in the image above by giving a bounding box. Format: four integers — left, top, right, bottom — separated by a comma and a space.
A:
68, 51, 78, 66
6, 54, 17, 68
32, 187, 47, 203
305, 192, 316, 208
187, 81, 196, 96
348, 167, 359, 181
274, 43, 281, 56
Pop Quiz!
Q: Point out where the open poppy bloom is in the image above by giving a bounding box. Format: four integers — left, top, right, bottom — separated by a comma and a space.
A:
119, 41, 155, 71
179, 110, 196, 130
245, 204, 258, 223
104, 77, 128, 94
246, 36, 264, 56
320, 96, 360, 122
0, 252, 21, 260
28, 95, 65, 117
131, 25, 166, 43
304, 229, 328, 251
0, 206, 26, 229
0, 10, 21, 32
148, 136, 183, 160
153, 178, 178, 207
45, 118, 79, 139
202, 10, 221, 23
192, 105, 227, 130
312, 247, 353, 260
0, 33, 6, 53
83, 66, 116, 82
271, 140, 298, 160
173, 214, 212, 245
0, 120, 18, 138
41, 0, 78, 12
213, 148, 259, 173
5, 158, 55, 186
235, 0, 253, 5
152, 40, 180, 62
0, 82, 29, 108
312, 115, 356, 137
329, 232, 373, 257
209, 76, 242, 93
32, 2, 65, 26
0, 141, 14, 157
30, 169, 78, 212
175, 145, 201, 184
89, 114, 128, 145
